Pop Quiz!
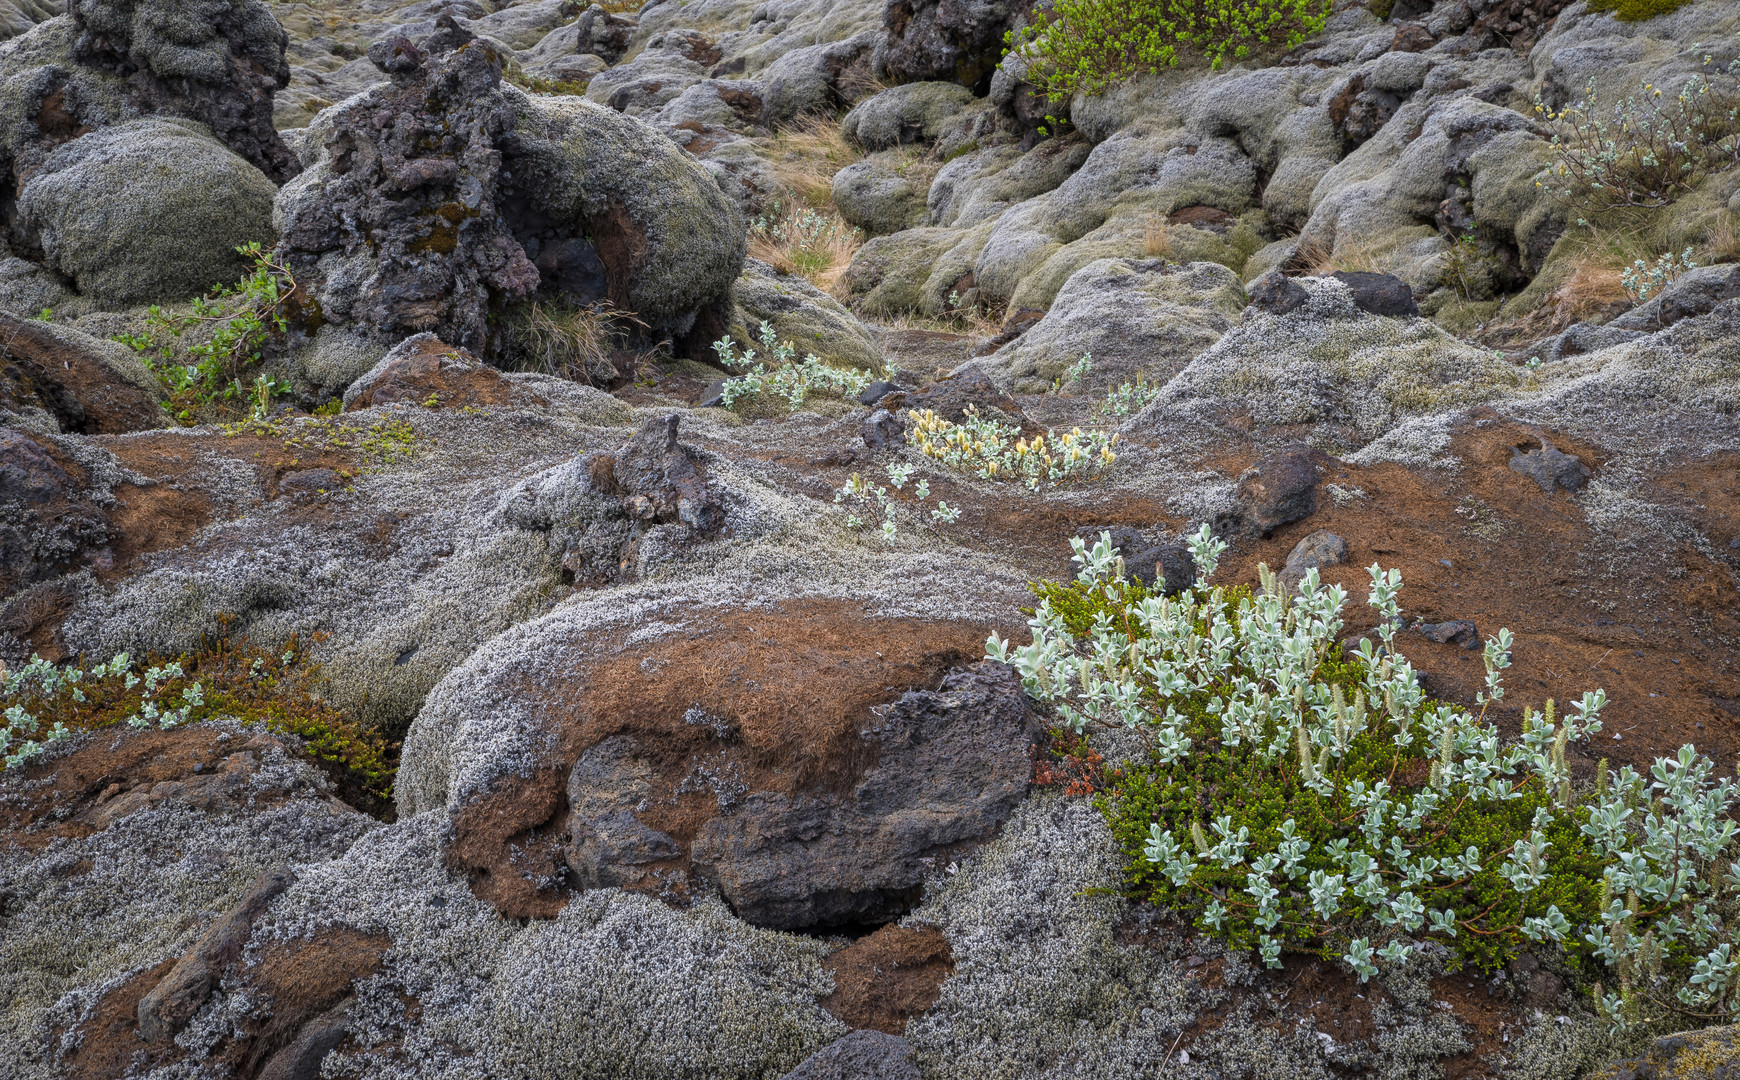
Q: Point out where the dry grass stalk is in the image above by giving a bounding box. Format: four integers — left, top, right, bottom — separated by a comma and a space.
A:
1296, 236, 1384, 275
766, 114, 863, 208
1144, 213, 1171, 258
1703, 211, 1740, 265
498, 298, 646, 386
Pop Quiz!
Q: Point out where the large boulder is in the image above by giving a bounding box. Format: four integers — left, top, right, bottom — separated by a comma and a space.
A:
0, 309, 164, 433
841, 80, 978, 149
873, 0, 1021, 91
1133, 275, 1522, 448
968, 258, 1246, 394
14, 117, 277, 305
832, 157, 927, 236
274, 24, 745, 352
66, 0, 299, 182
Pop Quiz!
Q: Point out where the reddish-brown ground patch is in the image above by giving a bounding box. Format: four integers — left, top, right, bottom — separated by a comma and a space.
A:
57, 959, 185, 1080
447, 598, 1005, 918
1206, 415, 1740, 774
822, 923, 955, 1033
345, 337, 538, 411
0, 726, 344, 854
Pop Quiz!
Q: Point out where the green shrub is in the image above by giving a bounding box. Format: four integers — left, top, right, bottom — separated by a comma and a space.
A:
1, 636, 395, 804
1585, 0, 1694, 22
990, 531, 1740, 1027
1006, 0, 1333, 105
1536, 55, 1740, 215
113, 242, 300, 423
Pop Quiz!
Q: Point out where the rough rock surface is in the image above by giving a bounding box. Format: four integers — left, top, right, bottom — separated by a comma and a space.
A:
874, 0, 1018, 91
275, 23, 745, 351
0, 310, 164, 432
970, 258, 1247, 394
731, 259, 883, 372
780, 1030, 922, 1080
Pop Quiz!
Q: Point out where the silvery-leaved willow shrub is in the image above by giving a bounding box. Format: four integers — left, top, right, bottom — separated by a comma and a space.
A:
986, 530, 1740, 1028
834, 463, 961, 542
712, 322, 871, 410
906, 405, 1117, 490
1, 655, 202, 768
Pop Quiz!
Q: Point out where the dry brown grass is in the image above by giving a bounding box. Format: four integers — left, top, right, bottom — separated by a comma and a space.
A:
876, 307, 1004, 337
1702, 211, 1740, 265
1144, 213, 1171, 259
765, 115, 863, 209
749, 200, 864, 296
497, 299, 647, 386
1296, 236, 1384, 275
1550, 258, 1630, 322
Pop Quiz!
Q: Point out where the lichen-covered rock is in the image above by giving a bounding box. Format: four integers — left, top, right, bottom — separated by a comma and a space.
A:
0, 309, 164, 433
1590, 1024, 1740, 1080
969, 258, 1246, 394
781, 1030, 922, 1079
0, 0, 56, 42
275, 23, 745, 351
731, 259, 882, 372
841, 80, 976, 149
873, 0, 1020, 91
64, 0, 298, 182
584, 27, 715, 115
759, 30, 878, 126
14, 117, 277, 305
843, 226, 963, 315
832, 157, 926, 236
1133, 275, 1520, 447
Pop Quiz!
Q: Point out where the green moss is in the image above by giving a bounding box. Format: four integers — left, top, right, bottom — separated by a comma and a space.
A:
1584, 0, 1693, 22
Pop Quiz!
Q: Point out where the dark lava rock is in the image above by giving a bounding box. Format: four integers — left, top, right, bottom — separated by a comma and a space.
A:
1247, 270, 1310, 316
610, 413, 725, 535
1414, 619, 1479, 649
1508, 438, 1590, 494
857, 379, 902, 406
70, 0, 301, 183
873, 0, 1021, 92
278, 468, 343, 496
1590, 1023, 1740, 1080
1123, 543, 1196, 596
1235, 445, 1322, 536
686, 661, 1039, 930
969, 306, 1046, 357
1330, 271, 1420, 317
779, 1030, 922, 1080
863, 407, 907, 450
567, 736, 684, 890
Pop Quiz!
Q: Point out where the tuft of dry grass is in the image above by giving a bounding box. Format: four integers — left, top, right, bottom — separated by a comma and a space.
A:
765, 114, 864, 209
1703, 211, 1740, 265
1144, 213, 1171, 258
497, 298, 647, 386
749, 199, 864, 295
1296, 236, 1384, 275
1551, 259, 1630, 322
876, 307, 1005, 337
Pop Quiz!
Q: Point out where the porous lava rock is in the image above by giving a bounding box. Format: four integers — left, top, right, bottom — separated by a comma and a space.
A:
874, 0, 1020, 92
1235, 445, 1323, 537
274, 20, 745, 353
0, 427, 111, 597
779, 1030, 922, 1080
69, 0, 299, 182
342, 333, 531, 411
0, 309, 164, 432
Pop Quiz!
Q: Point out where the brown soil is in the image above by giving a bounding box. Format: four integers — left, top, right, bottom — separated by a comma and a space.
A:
822, 923, 955, 1033
344, 337, 535, 411
1203, 413, 1740, 774
446, 598, 1002, 918
229, 928, 391, 1076
58, 959, 185, 1080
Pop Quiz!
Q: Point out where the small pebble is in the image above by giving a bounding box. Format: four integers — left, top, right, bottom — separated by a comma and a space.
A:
1439, 559, 1453, 569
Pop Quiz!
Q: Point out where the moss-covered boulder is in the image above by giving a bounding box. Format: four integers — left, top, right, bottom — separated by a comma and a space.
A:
831, 157, 926, 236
841, 81, 978, 150
971, 258, 1246, 394
1591, 1025, 1740, 1080
14, 117, 277, 305
731, 259, 882, 372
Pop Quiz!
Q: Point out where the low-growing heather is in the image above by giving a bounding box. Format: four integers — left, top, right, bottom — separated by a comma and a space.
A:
992, 531, 1740, 1028
1, 636, 394, 804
